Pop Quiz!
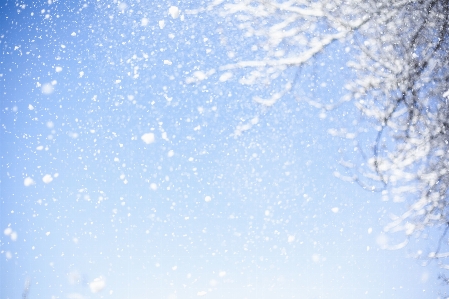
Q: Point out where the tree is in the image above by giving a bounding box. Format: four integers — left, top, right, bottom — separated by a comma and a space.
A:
188, 0, 449, 270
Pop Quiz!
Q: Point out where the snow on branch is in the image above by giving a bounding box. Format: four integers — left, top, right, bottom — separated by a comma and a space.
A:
190, 0, 449, 264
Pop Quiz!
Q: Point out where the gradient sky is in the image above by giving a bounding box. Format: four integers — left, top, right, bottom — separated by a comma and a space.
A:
0, 1, 447, 299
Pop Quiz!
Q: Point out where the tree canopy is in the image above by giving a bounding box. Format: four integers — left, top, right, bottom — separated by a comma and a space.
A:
189, 0, 449, 267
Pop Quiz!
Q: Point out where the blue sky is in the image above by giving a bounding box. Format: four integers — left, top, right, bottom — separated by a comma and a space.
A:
0, 0, 447, 298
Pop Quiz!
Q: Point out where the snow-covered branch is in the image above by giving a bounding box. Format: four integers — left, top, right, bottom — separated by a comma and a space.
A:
194, 0, 449, 274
